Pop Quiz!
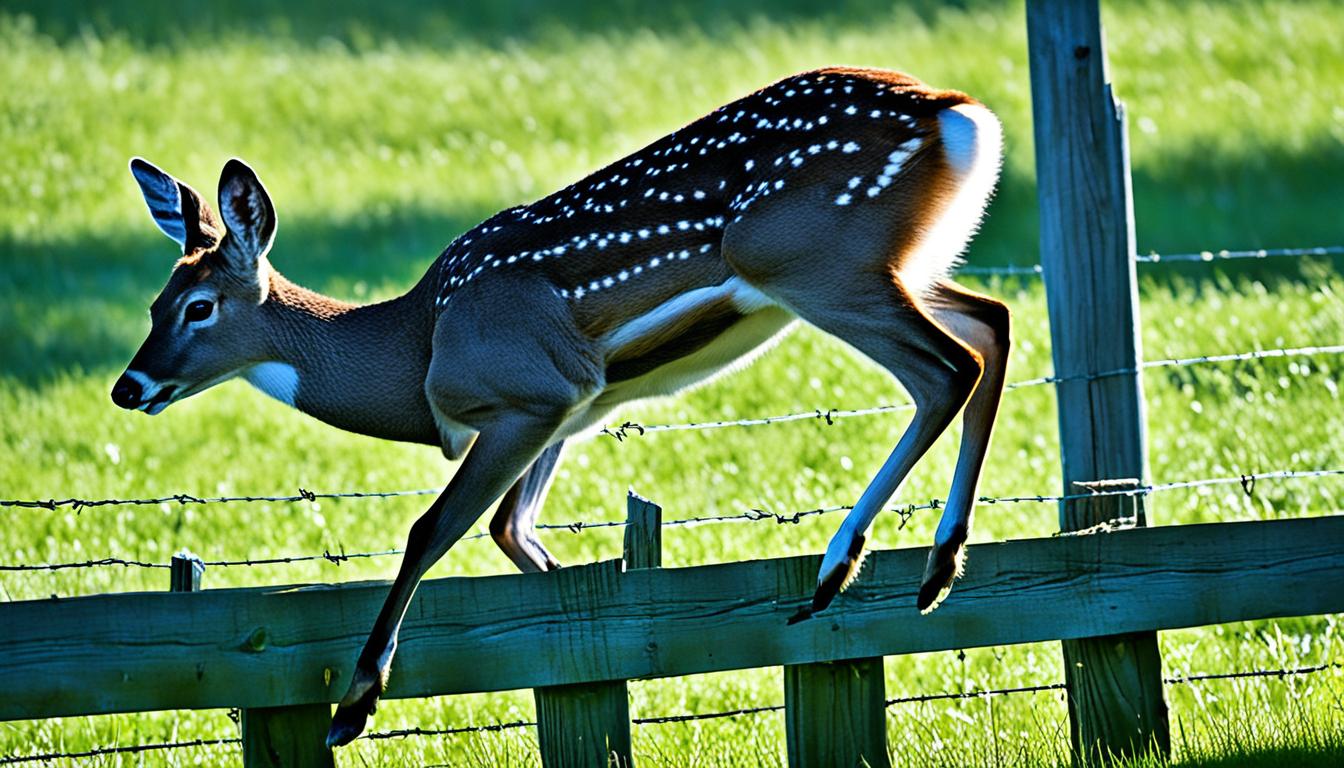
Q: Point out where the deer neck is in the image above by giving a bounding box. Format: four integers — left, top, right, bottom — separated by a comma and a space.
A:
250, 271, 441, 446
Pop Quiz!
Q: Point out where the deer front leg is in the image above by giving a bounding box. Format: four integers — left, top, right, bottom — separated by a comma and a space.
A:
326, 412, 566, 747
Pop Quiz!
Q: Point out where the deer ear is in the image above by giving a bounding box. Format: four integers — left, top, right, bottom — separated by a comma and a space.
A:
129, 157, 224, 253
216, 158, 277, 275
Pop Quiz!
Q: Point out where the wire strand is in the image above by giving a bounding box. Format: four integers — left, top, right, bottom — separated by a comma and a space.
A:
601, 343, 1344, 437
955, 244, 1344, 277
5, 663, 1334, 763
3, 467, 1340, 573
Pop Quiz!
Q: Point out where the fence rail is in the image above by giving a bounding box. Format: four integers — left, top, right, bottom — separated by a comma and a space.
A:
5, 1, 1343, 764
2, 512, 1340, 724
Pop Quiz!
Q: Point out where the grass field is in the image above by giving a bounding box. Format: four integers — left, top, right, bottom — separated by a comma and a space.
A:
2, 0, 1344, 764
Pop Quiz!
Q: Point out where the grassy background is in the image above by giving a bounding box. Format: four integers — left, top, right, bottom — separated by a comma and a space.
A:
2, 0, 1343, 764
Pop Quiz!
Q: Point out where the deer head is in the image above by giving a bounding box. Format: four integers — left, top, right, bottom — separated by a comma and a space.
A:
111, 158, 279, 414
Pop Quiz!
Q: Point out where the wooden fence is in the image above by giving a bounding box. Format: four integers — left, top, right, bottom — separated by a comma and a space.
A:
3, 496, 1344, 765
3, 0, 1341, 765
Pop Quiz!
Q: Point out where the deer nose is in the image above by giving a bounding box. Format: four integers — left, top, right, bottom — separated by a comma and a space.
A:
111, 374, 142, 409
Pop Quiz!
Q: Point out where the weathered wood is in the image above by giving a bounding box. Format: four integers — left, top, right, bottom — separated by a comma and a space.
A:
623, 491, 662, 570
242, 705, 335, 768
534, 491, 660, 767
1027, 1, 1166, 762
169, 549, 336, 766
535, 682, 633, 768
1061, 481, 1168, 763
1026, 0, 1147, 494
2, 516, 1342, 721
785, 658, 889, 768
782, 540, 888, 767
170, 551, 204, 593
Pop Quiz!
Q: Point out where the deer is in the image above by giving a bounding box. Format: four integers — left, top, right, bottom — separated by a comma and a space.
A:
112, 66, 1008, 746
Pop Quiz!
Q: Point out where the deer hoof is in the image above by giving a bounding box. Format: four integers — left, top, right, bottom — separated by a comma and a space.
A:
790, 533, 867, 624
917, 538, 966, 613
327, 667, 383, 747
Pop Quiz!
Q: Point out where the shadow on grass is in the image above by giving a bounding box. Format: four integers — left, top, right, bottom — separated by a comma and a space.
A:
6, 0, 990, 48
2, 141, 1340, 389
0, 205, 487, 386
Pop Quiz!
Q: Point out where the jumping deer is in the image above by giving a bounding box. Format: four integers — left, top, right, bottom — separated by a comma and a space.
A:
113, 67, 1008, 746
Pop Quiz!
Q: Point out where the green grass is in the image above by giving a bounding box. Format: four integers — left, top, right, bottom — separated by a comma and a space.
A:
2, 0, 1344, 764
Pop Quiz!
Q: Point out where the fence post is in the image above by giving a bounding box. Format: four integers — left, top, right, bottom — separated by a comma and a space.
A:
1026, 0, 1170, 763
169, 550, 204, 593
782, 560, 889, 767
784, 657, 888, 768
173, 551, 337, 767
1061, 481, 1169, 762
206, 559, 331, 768
534, 491, 659, 767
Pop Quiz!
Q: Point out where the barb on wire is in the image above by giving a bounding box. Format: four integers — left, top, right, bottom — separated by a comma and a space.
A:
201, 547, 406, 568
600, 342, 1344, 437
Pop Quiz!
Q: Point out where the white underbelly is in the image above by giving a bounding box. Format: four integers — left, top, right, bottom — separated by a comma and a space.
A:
555, 278, 796, 439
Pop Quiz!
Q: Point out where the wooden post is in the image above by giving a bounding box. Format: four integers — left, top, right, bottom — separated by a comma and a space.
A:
194, 556, 334, 768
782, 559, 889, 767
169, 550, 204, 593
534, 491, 660, 767
1061, 481, 1169, 763
622, 492, 662, 570
242, 705, 336, 768
784, 658, 888, 768
1026, 0, 1170, 762
172, 552, 337, 767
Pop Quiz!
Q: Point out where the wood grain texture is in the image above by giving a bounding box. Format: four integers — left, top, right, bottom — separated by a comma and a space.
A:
1027, 2, 1164, 761
2, 516, 1341, 721
623, 491, 662, 571
169, 552, 203, 593
782, 538, 889, 767
1060, 483, 1169, 762
533, 492, 658, 767
241, 704, 335, 768
785, 658, 889, 768
1026, 0, 1147, 495
535, 682, 633, 768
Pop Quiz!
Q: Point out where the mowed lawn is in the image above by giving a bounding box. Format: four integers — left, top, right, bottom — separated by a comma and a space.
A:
2, 0, 1343, 764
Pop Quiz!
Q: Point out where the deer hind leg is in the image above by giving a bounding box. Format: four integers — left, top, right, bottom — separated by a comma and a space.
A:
916, 280, 1010, 611
490, 440, 565, 572
761, 276, 983, 623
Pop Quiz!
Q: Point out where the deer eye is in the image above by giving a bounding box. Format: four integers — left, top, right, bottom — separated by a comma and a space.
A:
184, 299, 214, 323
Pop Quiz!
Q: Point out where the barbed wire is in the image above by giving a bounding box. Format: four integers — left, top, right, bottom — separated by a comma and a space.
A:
0, 737, 239, 765
362, 720, 536, 740
4, 662, 1335, 764
0, 557, 169, 572
1, 342, 1338, 518
600, 342, 1344, 438
956, 244, 1344, 277
3, 466, 1340, 574
1136, 245, 1344, 264
0, 487, 440, 512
